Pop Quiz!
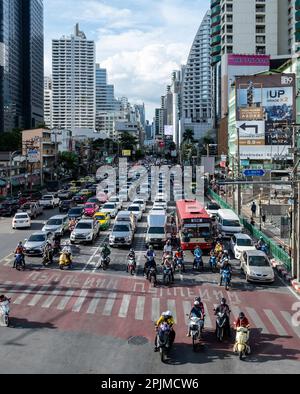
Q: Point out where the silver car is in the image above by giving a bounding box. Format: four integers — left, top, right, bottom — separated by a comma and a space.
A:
42, 215, 69, 236
109, 222, 133, 247
240, 250, 275, 283
24, 232, 54, 256
70, 219, 99, 244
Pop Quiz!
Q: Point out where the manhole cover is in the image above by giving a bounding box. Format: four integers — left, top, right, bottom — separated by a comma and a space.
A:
128, 336, 149, 346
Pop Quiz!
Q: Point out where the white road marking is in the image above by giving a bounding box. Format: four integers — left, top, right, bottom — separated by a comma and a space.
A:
102, 293, 117, 316
151, 298, 160, 323
118, 295, 131, 318
230, 305, 241, 320
72, 290, 89, 312
167, 300, 177, 323
4, 282, 25, 298
87, 291, 103, 315
82, 247, 100, 272
202, 303, 213, 328
263, 309, 288, 336
13, 285, 38, 305
281, 311, 300, 339
27, 285, 51, 307
246, 307, 270, 334
56, 290, 75, 310
41, 289, 61, 309
135, 296, 145, 320
183, 300, 192, 325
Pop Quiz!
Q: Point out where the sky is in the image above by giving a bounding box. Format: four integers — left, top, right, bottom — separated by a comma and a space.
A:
44, 0, 210, 120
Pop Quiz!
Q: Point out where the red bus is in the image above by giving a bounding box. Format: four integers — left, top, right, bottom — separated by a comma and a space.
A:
176, 199, 212, 251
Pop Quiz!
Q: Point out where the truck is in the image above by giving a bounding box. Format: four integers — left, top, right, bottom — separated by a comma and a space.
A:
39, 194, 60, 209
145, 211, 167, 248
19, 202, 43, 219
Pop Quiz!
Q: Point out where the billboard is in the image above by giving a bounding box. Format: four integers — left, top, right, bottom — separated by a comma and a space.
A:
228, 54, 270, 67
27, 149, 39, 163
122, 150, 131, 157
236, 74, 295, 151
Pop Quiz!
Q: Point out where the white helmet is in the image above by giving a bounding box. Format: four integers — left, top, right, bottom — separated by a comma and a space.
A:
194, 301, 200, 306
162, 310, 172, 317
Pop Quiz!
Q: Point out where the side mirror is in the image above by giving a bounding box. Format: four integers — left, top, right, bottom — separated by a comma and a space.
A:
24, 239, 28, 243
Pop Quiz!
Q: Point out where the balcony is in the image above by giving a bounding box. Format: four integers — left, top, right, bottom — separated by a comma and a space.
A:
211, 4, 221, 17
211, 55, 221, 65
296, 0, 300, 10
211, 15, 221, 27
211, 45, 221, 56
211, 25, 221, 36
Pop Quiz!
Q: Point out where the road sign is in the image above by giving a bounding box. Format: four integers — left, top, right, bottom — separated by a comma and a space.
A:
243, 169, 266, 177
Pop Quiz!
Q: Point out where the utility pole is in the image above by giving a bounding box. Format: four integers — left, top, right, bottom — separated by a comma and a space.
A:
237, 127, 241, 216
291, 124, 300, 281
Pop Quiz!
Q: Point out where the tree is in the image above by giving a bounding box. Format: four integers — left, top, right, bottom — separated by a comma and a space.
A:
119, 132, 138, 150
182, 129, 195, 144
58, 152, 79, 177
0, 128, 22, 152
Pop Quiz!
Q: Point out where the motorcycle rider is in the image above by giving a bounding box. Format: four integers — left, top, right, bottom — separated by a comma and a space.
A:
187, 300, 205, 337
44, 240, 54, 264
162, 255, 174, 283
127, 248, 136, 272
14, 241, 25, 268
69, 218, 77, 232
219, 258, 232, 286
53, 233, 62, 254
144, 245, 156, 276
174, 247, 185, 272
233, 312, 251, 353
163, 240, 173, 259
154, 310, 176, 352
257, 236, 265, 249
101, 243, 111, 259
214, 241, 223, 255
193, 245, 203, 269
0, 295, 10, 303
214, 298, 231, 337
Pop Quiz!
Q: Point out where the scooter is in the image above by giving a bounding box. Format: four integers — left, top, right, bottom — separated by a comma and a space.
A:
156, 323, 172, 363
221, 270, 231, 291
215, 310, 231, 342
234, 327, 251, 360
42, 247, 54, 267
188, 315, 204, 351
59, 248, 73, 270
209, 255, 217, 273
14, 254, 25, 271
163, 266, 173, 286
193, 256, 204, 272
174, 257, 185, 274
147, 267, 157, 287
99, 253, 111, 271
127, 257, 136, 276
0, 299, 10, 327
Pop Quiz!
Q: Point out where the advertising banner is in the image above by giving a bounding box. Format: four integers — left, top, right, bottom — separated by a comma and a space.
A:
27, 149, 39, 163
122, 150, 131, 157
237, 121, 265, 145
164, 125, 174, 136
228, 54, 270, 67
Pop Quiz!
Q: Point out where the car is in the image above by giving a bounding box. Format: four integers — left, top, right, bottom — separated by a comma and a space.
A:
127, 204, 143, 221
88, 197, 101, 205
39, 194, 60, 209
78, 189, 92, 198
116, 211, 137, 233
59, 199, 75, 213
133, 198, 146, 213
23, 231, 54, 256
109, 222, 133, 247
206, 202, 221, 218
73, 194, 88, 204
108, 196, 122, 211
67, 207, 84, 221
57, 190, 73, 200
70, 219, 99, 244
0, 202, 18, 217
101, 202, 118, 218
84, 202, 99, 217
150, 206, 167, 214
230, 233, 256, 260
42, 215, 69, 236
94, 212, 111, 230
69, 186, 80, 194
97, 191, 109, 204
240, 250, 275, 283
19, 202, 42, 219
12, 213, 31, 229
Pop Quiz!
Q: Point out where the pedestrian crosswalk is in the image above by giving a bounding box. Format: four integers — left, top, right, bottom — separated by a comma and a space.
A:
1, 280, 299, 341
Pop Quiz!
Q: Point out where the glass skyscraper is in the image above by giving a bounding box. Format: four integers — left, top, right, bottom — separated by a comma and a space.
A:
0, 0, 44, 133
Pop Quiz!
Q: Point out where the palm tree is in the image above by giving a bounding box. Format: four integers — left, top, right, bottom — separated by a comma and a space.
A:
183, 129, 195, 144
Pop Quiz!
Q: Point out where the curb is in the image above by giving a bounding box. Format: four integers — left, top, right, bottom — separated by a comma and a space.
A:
291, 279, 300, 294
271, 259, 293, 285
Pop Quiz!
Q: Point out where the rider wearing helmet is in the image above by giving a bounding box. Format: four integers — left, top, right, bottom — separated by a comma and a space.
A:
144, 245, 156, 277
187, 300, 205, 336
163, 240, 173, 259
128, 248, 136, 260
154, 311, 176, 352
214, 298, 231, 337
174, 247, 185, 272
163, 255, 175, 282
193, 245, 203, 269
219, 258, 232, 286
102, 243, 111, 259
14, 241, 25, 268
234, 312, 250, 329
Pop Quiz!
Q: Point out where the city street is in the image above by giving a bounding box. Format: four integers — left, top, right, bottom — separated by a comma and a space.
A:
0, 206, 299, 374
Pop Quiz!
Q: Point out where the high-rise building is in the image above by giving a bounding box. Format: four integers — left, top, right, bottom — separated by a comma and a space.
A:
52, 24, 95, 130
95, 64, 118, 113
181, 10, 212, 141
288, 0, 300, 55
44, 77, 52, 129
0, 0, 44, 133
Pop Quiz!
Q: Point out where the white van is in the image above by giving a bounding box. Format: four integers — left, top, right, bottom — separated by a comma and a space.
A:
216, 209, 243, 238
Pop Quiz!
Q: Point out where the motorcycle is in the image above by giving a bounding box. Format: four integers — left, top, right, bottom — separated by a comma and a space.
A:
156, 323, 171, 363
209, 255, 217, 273
193, 256, 203, 272
174, 257, 184, 274
127, 257, 136, 275
53, 239, 62, 256
0, 299, 10, 327
188, 315, 204, 351
234, 327, 251, 360
256, 243, 269, 255
163, 266, 173, 286
42, 247, 54, 267
14, 254, 25, 271
59, 247, 73, 270
147, 267, 157, 287
221, 270, 231, 291
99, 253, 111, 271
215, 310, 230, 342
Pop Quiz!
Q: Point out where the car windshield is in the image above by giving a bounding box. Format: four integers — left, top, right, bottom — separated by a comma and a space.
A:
47, 219, 63, 225
85, 204, 94, 209
43, 196, 52, 200
134, 200, 143, 204
76, 223, 92, 229
223, 219, 240, 227
128, 206, 140, 211
148, 227, 165, 234
69, 209, 82, 214
28, 234, 46, 242
113, 225, 130, 232
103, 204, 115, 209
16, 214, 28, 219
207, 204, 220, 210
248, 256, 270, 267
96, 215, 106, 220
237, 239, 253, 247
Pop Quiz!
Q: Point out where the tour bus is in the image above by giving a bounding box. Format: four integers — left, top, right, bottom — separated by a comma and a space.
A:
176, 199, 212, 251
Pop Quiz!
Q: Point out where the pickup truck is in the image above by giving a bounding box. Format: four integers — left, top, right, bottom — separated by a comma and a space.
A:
19, 202, 43, 218
39, 194, 60, 209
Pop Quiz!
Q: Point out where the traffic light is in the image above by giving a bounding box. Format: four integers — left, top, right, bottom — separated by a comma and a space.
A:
208, 144, 218, 156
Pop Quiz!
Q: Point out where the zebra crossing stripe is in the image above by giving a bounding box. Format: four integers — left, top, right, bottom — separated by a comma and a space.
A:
119, 295, 131, 318
151, 298, 160, 323
87, 292, 102, 315
57, 290, 75, 310
280, 311, 300, 339
72, 290, 89, 313
13, 285, 39, 305
102, 293, 117, 316
41, 289, 61, 309
183, 301, 192, 325
264, 309, 288, 337
246, 307, 269, 334
202, 303, 213, 329
135, 296, 145, 320
167, 300, 177, 323
27, 285, 51, 307
4, 282, 25, 298
230, 305, 241, 320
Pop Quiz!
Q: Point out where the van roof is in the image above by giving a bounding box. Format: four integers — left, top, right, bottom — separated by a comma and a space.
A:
217, 209, 240, 220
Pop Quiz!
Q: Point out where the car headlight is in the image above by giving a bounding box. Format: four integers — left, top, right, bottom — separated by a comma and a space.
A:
250, 271, 256, 276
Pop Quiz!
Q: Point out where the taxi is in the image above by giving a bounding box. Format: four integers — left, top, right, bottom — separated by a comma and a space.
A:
94, 212, 111, 230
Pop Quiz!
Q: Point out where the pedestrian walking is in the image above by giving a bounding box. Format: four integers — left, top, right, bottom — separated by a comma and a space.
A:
262, 212, 266, 225
251, 201, 257, 218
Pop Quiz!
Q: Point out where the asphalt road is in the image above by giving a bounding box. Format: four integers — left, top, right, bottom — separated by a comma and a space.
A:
0, 205, 300, 374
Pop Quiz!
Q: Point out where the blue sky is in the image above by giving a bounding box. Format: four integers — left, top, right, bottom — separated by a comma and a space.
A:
44, 0, 209, 119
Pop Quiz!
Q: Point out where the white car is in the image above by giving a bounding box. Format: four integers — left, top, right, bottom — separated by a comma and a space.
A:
108, 196, 122, 211
133, 199, 146, 213
230, 233, 256, 260
206, 202, 221, 218
12, 213, 31, 229
101, 202, 118, 218
240, 250, 275, 283
127, 204, 143, 221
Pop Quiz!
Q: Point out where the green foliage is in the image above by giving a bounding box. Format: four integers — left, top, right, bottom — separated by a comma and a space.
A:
58, 152, 79, 171
119, 132, 138, 150
0, 128, 22, 152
